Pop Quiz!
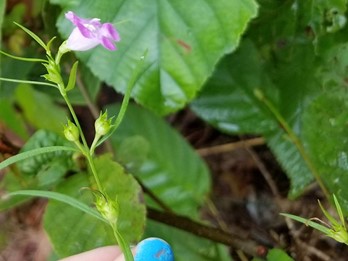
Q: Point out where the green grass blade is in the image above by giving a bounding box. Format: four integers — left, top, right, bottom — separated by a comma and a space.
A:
7, 190, 106, 223
280, 213, 332, 235
14, 22, 48, 51
333, 195, 346, 230
318, 200, 340, 227
96, 50, 148, 147
0, 146, 78, 170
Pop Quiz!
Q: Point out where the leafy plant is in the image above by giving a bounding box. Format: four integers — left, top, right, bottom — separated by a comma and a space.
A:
2, 0, 348, 260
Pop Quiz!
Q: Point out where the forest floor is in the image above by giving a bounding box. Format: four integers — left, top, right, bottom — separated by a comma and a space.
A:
0, 87, 348, 261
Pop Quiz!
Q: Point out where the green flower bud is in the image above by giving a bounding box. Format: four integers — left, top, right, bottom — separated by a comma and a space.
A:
95, 111, 113, 136
64, 120, 80, 142
330, 229, 348, 244
42, 60, 62, 84
95, 194, 119, 225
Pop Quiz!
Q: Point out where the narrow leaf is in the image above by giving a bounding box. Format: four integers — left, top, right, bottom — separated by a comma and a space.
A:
66, 61, 79, 92
318, 200, 340, 227
334, 195, 346, 230
7, 190, 106, 223
0, 146, 78, 170
280, 213, 332, 235
14, 22, 48, 51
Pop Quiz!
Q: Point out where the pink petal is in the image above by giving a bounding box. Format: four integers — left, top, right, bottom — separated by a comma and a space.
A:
66, 28, 99, 51
101, 23, 120, 41
100, 36, 116, 50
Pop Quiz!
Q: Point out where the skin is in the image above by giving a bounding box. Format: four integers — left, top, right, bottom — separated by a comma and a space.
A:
59, 246, 136, 261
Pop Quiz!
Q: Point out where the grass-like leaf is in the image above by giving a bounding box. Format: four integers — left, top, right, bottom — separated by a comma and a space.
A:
280, 213, 332, 235
7, 190, 106, 223
0, 146, 78, 170
66, 61, 79, 92
14, 22, 48, 52
334, 195, 346, 230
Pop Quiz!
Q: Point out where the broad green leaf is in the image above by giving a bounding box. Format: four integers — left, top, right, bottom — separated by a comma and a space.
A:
0, 0, 5, 31
0, 99, 28, 139
44, 155, 145, 257
0, 170, 38, 211
191, 40, 314, 197
17, 130, 76, 186
145, 220, 231, 261
266, 248, 294, 261
191, 40, 278, 134
0, 0, 5, 83
15, 84, 67, 133
302, 90, 348, 213
44, 173, 114, 257
109, 104, 211, 216
52, 0, 258, 114
0, 53, 34, 98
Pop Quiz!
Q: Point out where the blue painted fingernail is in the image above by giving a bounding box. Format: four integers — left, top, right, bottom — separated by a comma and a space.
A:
134, 237, 174, 261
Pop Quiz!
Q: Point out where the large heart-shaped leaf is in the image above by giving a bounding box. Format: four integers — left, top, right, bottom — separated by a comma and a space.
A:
50, 0, 258, 114
302, 90, 348, 213
191, 40, 316, 197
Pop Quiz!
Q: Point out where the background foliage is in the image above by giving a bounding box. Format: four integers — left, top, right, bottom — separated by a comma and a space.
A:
2, 0, 348, 260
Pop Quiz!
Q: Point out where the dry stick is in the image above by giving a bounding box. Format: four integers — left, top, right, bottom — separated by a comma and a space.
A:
243, 143, 280, 198
243, 141, 330, 260
197, 137, 265, 157
147, 207, 267, 258
138, 180, 267, 257
137, 179, 173, 213
243, 143, 296, 244
298, 239, 331, 261
75, 71, 100, 119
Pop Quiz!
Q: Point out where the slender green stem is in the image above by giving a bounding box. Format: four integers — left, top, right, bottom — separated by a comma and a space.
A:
96, 51, 147, 147
62, 93, 89, 149
0, 77, 58, 88
112, 225, 134, 261
86, 154, 104, 194
90, 133, 101, 156
257, 90, 330, 199
62, 92, 104, 193
0, 50, 47, 63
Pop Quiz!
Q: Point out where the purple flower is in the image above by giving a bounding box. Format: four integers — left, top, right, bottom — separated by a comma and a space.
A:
65, 11, 120, 51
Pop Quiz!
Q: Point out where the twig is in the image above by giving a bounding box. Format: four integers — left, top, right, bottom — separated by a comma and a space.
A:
147, 207, 267, 258
243, 144, 280, 198
298, 239, 331, 261
197, 137, 264, 157
137, 179, 173, 213
75, 71, 100, 119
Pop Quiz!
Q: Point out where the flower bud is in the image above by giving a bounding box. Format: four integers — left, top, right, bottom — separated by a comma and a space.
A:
95, 111, 113, 136
95, 194, 119, 225
64, 120, 80, 142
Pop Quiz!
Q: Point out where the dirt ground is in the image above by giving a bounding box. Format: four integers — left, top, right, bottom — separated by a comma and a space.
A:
1, 87, 348, 261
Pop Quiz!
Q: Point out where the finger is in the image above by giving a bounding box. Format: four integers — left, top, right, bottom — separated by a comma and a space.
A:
113, 248, 137, 261
59, 246, 122, 261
